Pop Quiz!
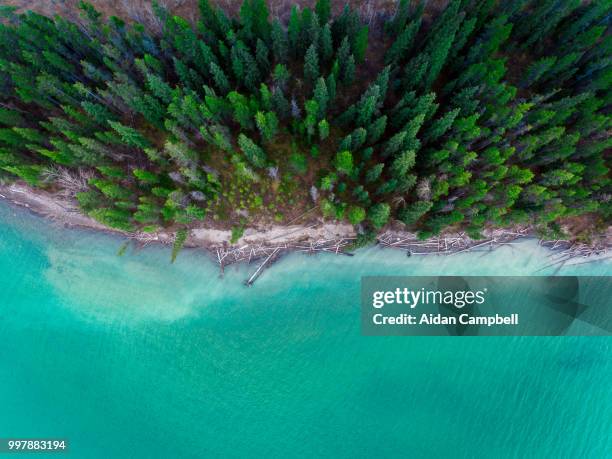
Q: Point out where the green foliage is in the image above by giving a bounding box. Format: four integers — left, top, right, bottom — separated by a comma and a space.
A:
89, 208, 134, 232
255, 111, 279, 142
133, 169, 159, 184
365, 163, 384, 183
313, 78, 329, 119
399, 201, 433, 226
108, 121, 150, 149
230, 225, 245, 244
0, 0, 607, 240
289, 151, 308, 174
347, 206, 366, 225
304, 44, 320, 83
368, 203, 390, 229
271, 20, 288, 62
335, 150, 353, 175
318, 119, 330, 140
171, 229, 188, 263
345, 230, 377, 251
238, 133, 267, 168
315, 0, 331, 25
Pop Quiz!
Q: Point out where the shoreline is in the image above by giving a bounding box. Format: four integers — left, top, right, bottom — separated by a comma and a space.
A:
1, 182, 609, 283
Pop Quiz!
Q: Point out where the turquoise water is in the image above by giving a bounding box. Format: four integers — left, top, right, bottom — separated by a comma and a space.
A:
0, 201, 610, 458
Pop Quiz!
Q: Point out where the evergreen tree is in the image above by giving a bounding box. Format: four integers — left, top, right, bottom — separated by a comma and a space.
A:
315, 0, 331, 25
273, 64, 291, 89
353, 26, 369, 63
210, 62, 230, 94
391, 150, 416, 177
367, 116, 387, 144
255, 111, 278, 142
347, 205, 366, 225
385, 20, 420, 65
334, 150, 354, 175
313, 77, 329, 119
108, 121, 150, 148
365, 163, 385, 183
320, 23, 333, 62
342, 54, 356, 85
271, 19, 288, 63
0, 0, 608, 239
304, 44, 320, 83
288, 6, 301, 56
398, 201, 433, 226
256, 39, 270, 73
522, 57, 557, 87
368, 203, 390, 229
271, 87, 290, 119
238, 133, 267, 167
318, 119, 330, 140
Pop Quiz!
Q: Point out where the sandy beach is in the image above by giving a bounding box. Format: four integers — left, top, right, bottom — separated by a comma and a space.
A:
1, 181, 609, 273
0, 181, 357, 249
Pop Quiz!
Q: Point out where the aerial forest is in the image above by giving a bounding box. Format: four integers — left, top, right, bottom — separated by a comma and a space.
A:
0, 0, 610, 241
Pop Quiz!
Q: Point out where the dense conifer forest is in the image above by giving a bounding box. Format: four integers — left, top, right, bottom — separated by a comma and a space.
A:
0, 0, 610, 242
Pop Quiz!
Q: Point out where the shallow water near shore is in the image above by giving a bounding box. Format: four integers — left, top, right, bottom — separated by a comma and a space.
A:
1, 201, 611, 458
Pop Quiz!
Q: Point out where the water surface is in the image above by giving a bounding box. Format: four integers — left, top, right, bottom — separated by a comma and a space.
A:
0, 202, 610, 458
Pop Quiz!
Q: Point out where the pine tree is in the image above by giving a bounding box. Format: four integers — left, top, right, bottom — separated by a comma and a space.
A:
351, 127, 367, 150
326, 72, 337, 101
318, 119, 330, 140
387, 0, 411, 35
198, 0, 221, 36
271, 87, 290, 119
337, 37, 352, 81
423, 108, 459, 143
238, 133, 267, 167
210, 62, 230, 94
108, 121, 150, 149
522, 57, 557, 88
398, 201, 433, 226
315, 0, 331, 25
255, 111, 278, 142
256, 39, 270, 73
258, 83, 272, 110
239, 0, 271, 44
313, 77, 328, 119
271, 19, 288, 62
347, 205, 366, 225
302, 8, 320, 50
320, 23, 333, 62
304, 99, 319, 139
367, 115, 387, 144
353, 26, 369, 63
304, 44, 320, 83
288, 5, 301, 57
335, 150, 353, 175
342, 54, 356, 85
273, 64, 290, 89
368, 203, 390, 229
385, 20, 420, 65
382, 131, 406, 158
356, 86, 380, 126
243, 48, 261, 92
365, 163, 385, 183
390, 150, 416, 177
228, 91, 253, 129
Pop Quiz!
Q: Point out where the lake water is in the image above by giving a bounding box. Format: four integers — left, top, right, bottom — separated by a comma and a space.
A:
0, 201, 610, 458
